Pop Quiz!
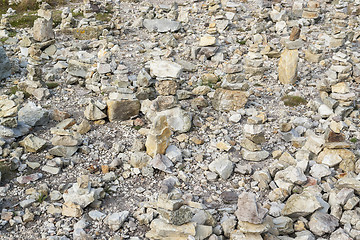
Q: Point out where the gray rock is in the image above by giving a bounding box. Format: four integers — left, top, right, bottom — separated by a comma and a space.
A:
309, 211, 339, 236
33, 18, 54, 42
41, 165, 61, 175
309, 164, 331, 179
0, 47, 11, 80
209, 157, 233, 180
143, 19, 181, 33
18, 102, 49, 127
241, 149, 269, 161
149, 60, 182, 79
171, 206, 194, 226
48, 146, 78, 157
106, 211, 129, 231
89, 210, 106, 221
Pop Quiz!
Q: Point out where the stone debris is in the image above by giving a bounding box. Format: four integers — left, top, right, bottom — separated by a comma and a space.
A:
1, 0, 360, 239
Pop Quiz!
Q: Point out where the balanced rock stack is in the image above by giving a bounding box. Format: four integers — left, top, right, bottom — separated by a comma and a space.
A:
244, 44, 265, 81
318, 51, 354, 119
231, 192, 269, 239
145, 178, 213, 240
330, 1, 349, 49
140, 60, 191, 133
241, 115, 269, 162
48, 118, 83, 159
62, 175, 104, 218
60, 7, 75, 30
278, 25, 301, 85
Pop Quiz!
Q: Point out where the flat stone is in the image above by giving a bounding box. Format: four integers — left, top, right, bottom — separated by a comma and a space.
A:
241, 149, 269, 161
199, 36, 216, 47
41, 164, 61, 174
48, 146, 78, 157
145, 219, 196, 239
20, 134, 47, 152
107, 99, 140, 122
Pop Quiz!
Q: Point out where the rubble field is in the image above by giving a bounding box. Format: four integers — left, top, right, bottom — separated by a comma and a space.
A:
1, 0, 360, 239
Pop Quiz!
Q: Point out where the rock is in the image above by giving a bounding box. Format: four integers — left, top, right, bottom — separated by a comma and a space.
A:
275, 166, 307, 185
129, 152, 151, 168
309, 164, 331, 179
241, 149, 269, 161
335, 178, 360, 194
67, 60, 89, 78
282, 192, 322, 217
41, 165, 61, 174
170, 206, 194, 226
278, 49, 298, 84
143, 19, 181, 33
150, 60, 182, 79
51, 135, 81, 146
84, 102, 106, 121
273, 216, 294, 234
212, 88, 248, 112
209, 157, 233, 179
89, 210, 106, 221
155, 80, 178, 95
106, 211, 129, 231
16, 173, 43, 184
107, 99, 140, 122
20, 134, 47, 152
146, 116, 172, 158
0, 47, 11, 80
146, 219, 196, 239
199, 36, 216, 46
304, 135, 325, 155
195, 225, 212, 240
235, 192, 268, 224
62, 202, 83, 218
318, 104, 333, 118
308, 211, 339, 236
230, 230, 263, 240
77, 119, 91, 134
150, 154, 173, 173
18, 102, 49, 127
33, 18, 54, 42
49, 146, 78, 157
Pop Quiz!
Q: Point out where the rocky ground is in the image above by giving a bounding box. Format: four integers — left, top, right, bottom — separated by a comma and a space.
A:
0, 0, 360, 239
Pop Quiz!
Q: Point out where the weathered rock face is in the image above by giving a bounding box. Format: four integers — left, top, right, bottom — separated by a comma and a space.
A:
107, 99, 140, 122
278, 49, 298, 84
0, 47, 11, 80
33, 18, 55, 42
145, 115, 172, 158
212, 88, 248, 111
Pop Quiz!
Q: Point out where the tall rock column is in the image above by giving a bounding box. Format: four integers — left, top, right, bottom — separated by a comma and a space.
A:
278, 26, 301, 85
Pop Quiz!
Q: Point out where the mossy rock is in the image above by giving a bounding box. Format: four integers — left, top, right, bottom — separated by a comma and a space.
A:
62, 26, 106, 40
281, 95, 307, 107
